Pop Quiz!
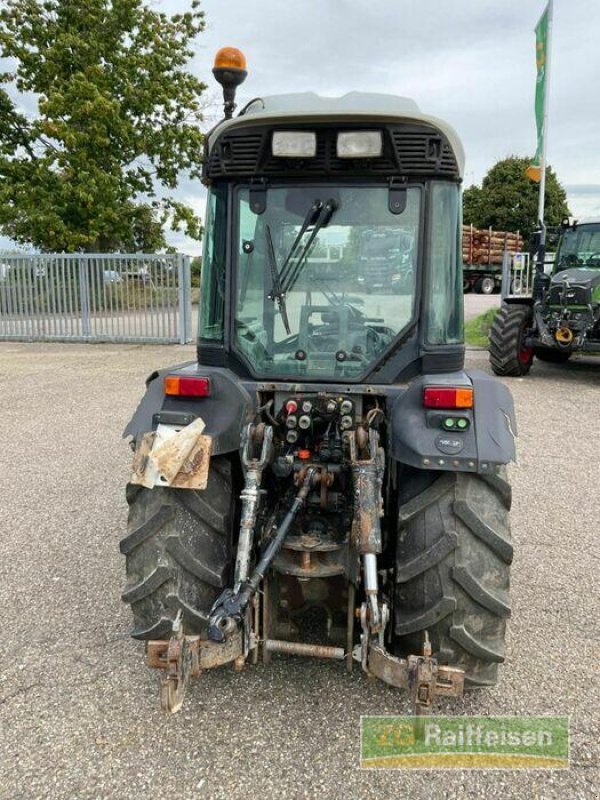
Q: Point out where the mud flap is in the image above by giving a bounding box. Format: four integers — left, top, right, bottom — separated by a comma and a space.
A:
130, 418, 212, 490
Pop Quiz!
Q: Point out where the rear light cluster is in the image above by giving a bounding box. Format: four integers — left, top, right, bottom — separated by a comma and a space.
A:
164, 376, 211, 397
423, 386, 473, 409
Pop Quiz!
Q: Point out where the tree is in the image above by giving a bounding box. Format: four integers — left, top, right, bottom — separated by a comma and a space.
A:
0, 0, 207, 252
463, 156, 570, 241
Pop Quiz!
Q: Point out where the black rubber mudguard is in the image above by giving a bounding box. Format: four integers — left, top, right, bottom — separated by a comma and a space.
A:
389, 370, 516, 474
123, 363, 254, 455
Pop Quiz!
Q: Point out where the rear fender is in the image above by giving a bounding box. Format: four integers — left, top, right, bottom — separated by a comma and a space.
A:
389, 370, 516, 474
123, 363, 254, 456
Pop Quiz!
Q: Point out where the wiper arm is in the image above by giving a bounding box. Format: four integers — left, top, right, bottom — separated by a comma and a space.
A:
278, 199, 322, 288
265, 224, 291, 335
314, 279, 365, 322
282, 198, 338, 294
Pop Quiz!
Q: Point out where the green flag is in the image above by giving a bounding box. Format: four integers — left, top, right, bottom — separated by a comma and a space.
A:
526, 3, 550, 182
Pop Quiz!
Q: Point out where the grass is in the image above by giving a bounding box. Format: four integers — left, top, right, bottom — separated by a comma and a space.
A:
464, 306, 500, 347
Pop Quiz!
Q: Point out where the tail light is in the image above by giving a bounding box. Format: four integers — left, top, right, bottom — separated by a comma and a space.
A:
164, 375, 211, 397
423, 386, 473, 409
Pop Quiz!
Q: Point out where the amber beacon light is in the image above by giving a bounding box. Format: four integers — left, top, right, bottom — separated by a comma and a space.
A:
212, 47, 248, 119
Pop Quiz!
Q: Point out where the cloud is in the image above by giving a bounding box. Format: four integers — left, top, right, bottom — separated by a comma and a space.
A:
3, 0, 600, 251
193, 0, 600, 182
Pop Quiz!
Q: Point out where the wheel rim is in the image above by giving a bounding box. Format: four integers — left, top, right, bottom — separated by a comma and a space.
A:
518, 319, 533, 365
518, 344, 534, 365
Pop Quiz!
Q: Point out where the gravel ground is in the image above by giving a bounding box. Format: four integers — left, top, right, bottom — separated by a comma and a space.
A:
0, 338, 598, 800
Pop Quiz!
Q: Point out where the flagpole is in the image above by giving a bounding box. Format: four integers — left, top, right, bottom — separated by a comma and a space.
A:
537, 0, 553, 245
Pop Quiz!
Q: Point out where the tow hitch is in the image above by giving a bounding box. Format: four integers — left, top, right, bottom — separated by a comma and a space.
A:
145, 424, 464, 715
353, 632, 464, 716
147, 610, 463, 715
147, 610, 245, 713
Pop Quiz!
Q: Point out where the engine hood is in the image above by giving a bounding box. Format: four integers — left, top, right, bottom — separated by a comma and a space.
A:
551, 268, 600, 289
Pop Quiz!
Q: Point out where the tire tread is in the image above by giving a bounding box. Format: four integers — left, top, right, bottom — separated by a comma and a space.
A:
394, 471, 512, 687
121, 456, 233, 640
488, 304, 533, 376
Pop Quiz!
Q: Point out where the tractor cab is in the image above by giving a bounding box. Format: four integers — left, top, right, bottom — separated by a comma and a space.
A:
549, 220, 600, 309
555, 219, 600, 272
199, 88, 465, 384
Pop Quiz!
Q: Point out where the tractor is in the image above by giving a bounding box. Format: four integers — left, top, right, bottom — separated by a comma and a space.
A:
121, 48, 517, 714
489, 219, 600, 376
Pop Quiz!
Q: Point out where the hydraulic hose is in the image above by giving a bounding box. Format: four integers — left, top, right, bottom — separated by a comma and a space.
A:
207, 468, 317, 643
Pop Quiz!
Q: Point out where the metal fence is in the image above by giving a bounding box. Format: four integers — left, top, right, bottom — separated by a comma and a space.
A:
501, 249, 556, 300
501, 250, 533, 299
0, 253, 192, 343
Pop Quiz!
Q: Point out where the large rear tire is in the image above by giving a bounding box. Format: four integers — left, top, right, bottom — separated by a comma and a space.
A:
489, 304, 534, 376
393, 470, 512, 687
120, 457, 234, 639
534, 346, 571, 363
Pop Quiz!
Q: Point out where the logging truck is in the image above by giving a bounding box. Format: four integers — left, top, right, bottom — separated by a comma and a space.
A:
463, 225, 523, 294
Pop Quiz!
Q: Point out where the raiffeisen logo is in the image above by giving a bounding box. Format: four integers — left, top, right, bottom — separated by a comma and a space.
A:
424, 721, 554, 750
360, 716, 569, 769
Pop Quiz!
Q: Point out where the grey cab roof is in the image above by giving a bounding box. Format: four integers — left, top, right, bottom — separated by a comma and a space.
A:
207, 92, 465, 178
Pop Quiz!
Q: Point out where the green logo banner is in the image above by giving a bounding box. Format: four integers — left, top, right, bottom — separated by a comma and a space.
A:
527, 2, 550, 182
360, 716, 569, 769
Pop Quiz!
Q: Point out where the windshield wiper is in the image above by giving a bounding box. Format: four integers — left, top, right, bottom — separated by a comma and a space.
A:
282, 198, 338, 294
265, 224, 291, 335
278, 199, 322, 289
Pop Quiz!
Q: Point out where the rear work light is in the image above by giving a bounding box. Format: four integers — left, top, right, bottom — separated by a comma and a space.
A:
272, 131, 317, 158
336, 130, 383, 158
164, 376, 211, 397
423, 386, 473, 409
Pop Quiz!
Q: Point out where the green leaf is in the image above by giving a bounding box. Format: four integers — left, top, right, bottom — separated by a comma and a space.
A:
0, 0, 207, 252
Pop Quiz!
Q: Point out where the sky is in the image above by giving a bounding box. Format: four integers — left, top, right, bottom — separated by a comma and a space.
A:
2, 0, 600, 254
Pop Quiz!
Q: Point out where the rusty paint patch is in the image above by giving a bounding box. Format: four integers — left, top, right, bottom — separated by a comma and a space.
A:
198, 629, 244, 668
131, 432, 157, 488
147, 630, 243, 672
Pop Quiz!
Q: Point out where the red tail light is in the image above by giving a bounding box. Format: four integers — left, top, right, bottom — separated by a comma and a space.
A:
164, 376, 211, 397
423, 386, 473, 409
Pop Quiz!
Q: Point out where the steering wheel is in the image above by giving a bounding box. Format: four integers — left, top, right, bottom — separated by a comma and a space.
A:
586, 252, 600, 266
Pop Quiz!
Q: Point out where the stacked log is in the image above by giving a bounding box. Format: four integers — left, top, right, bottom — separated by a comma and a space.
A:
462, 225, 523, 265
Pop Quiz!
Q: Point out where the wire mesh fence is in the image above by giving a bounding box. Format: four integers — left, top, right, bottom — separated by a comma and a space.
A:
0, 253, 192, 343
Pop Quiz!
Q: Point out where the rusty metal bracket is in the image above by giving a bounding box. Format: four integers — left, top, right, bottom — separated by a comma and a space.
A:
407, 634, 464, 715
146, 612, 245, 713
147, 612, 200, 713
353, 634, 464, 716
